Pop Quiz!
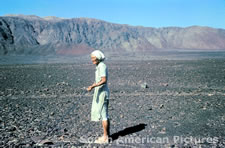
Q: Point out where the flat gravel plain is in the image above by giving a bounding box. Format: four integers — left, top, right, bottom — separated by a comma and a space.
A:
0, 59, 225, 147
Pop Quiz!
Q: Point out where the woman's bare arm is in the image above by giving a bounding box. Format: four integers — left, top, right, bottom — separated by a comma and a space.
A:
87, 76, 107, 91
92, 76, 107, 87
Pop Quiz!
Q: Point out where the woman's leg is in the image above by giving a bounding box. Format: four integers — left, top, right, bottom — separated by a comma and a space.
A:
102, 98, 110, 138
102, 119, 110, 137
95, 95, 110, 143
95, 100, 110, 143
94, 120, 109, 143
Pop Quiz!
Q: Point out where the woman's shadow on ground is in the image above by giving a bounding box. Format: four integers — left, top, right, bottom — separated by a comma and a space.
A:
110, 123, 147, 141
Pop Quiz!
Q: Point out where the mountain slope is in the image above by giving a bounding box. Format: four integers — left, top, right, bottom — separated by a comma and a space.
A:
0, 15, 225, 55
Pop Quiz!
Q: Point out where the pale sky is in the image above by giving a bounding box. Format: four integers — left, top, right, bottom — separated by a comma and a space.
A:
0, 0, 224, 29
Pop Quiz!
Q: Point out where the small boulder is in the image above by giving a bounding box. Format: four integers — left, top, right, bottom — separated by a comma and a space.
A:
140, 82, 149, 88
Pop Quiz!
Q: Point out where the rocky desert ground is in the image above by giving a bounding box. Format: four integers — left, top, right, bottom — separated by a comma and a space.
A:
0, 53, 225, 147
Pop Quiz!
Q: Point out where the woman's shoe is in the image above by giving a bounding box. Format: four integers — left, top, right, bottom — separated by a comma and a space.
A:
94, 136, 109, 144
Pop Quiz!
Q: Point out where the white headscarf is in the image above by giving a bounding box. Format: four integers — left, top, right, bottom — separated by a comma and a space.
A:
91, 50, 105, 61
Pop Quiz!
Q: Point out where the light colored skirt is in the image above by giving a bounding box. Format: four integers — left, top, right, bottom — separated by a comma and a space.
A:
91, 86, 109, 121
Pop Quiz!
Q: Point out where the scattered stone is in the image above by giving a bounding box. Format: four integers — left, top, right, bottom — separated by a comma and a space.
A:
160, 83, 169, 87
7, 94, 12, 97
0, 60, 224, 147
8, 139, 19, 145
64, 128, 68, 133
159, 127, 166, 134
8, 126, 17, 132
202, 106, 207, 110
174, 122, 181, 127
59, 135, 64, 141
148, 107, 153, 110
36, 139, 54, 146
43, 88, 49, 91
208, 93, 213, 96
160, 104, 164, 109
140, 82, 149, 88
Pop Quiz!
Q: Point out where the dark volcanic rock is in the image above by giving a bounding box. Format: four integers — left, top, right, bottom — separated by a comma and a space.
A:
0, 59, 225, 147
0, 15, 225, 55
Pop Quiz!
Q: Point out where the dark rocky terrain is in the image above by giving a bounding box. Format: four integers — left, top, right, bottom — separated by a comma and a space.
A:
1, 14, 225, 55
0, 56, 225, 147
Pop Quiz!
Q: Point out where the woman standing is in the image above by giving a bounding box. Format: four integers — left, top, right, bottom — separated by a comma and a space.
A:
87, 50, 110, 144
